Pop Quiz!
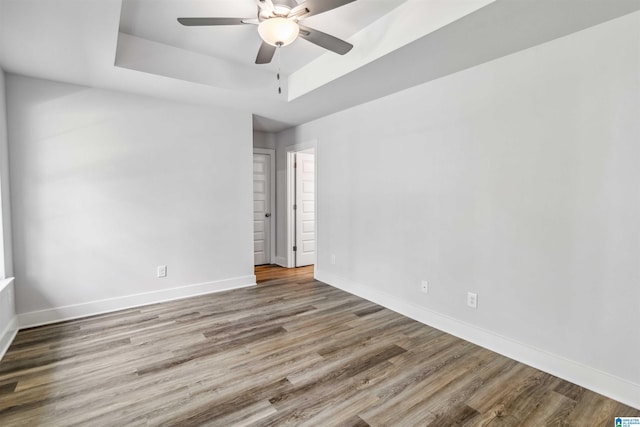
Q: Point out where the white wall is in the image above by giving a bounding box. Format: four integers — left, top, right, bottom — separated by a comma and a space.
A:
274, 141, 288, 264
7, 75, 255, 326
277, 12, 640, 407
253, 130, 276, 150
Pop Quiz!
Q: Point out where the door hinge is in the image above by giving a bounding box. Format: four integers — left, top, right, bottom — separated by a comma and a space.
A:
293, 246, 297, 251
294, 162, 297, 168
293, 204, 297, 210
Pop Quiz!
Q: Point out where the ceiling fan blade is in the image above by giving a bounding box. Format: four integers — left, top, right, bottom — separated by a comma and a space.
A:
255, 42, 277, 64
177, 18, 251, 26
298, 24, 353, 55
291, 0, 356, 19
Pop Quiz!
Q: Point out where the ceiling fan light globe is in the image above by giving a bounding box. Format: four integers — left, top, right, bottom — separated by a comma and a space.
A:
258, 17, 299, 47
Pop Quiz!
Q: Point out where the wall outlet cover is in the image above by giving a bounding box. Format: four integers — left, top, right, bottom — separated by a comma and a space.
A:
421, 280, 429, 294
467, 292, 478, 309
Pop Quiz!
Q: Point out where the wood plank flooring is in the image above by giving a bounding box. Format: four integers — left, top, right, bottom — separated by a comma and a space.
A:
1, 264, 638, 426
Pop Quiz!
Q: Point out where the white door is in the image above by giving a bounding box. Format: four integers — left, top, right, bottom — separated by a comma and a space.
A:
253, 153, 271, 265
295, 152, 315, 266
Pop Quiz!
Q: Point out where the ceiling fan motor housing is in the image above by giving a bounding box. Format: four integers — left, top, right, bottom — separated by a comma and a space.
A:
259, 0, 298, 20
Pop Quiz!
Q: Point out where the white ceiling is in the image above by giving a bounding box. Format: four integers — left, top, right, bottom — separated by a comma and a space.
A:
1, 0, 640, 132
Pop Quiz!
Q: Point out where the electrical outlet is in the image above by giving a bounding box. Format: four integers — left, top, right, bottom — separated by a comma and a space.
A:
157, 265, 167, 278
331, 254, 336, 265
421, 280, 429, 294
467, 292, 478, 309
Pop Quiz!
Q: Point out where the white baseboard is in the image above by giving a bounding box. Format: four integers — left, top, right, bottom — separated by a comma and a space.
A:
18, 275, 256, 329
274, 256, 288, 268
316, 268, 640, 410
0, 316, 18, 362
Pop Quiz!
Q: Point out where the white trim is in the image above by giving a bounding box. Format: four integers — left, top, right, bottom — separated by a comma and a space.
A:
0, 316, 18, 362
0, 277, 16, 361
0, 277, 13, 293
315, 268, 640, 410
285, 140, 316, 153
18, 275, 256, 328
253, 149, 276, 265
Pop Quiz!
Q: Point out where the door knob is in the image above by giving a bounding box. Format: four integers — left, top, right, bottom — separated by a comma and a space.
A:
265, 213, 271, 218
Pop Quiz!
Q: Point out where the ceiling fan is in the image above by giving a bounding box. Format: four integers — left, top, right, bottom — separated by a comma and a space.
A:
178, 0, 356, 64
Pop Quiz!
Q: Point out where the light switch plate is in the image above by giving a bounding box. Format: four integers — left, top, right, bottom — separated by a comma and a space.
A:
157, 265, 167, 278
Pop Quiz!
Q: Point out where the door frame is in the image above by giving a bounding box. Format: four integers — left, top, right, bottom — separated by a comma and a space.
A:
253, 148, 276, 265
285, 140, 317, 268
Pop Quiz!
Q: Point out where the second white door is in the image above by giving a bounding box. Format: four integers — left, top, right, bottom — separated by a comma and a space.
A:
253, 153, 271, 265
295, 151, 315, 266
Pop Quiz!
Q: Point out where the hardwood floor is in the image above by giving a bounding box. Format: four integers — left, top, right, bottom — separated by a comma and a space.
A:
1, 264, 638, 426
254, 264, 315, 283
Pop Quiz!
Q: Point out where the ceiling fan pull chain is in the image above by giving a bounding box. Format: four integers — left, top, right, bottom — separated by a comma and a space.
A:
276, 43, 282, 95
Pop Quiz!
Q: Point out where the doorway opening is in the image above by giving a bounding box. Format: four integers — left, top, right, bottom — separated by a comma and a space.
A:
287, 146, 316, 268
253, 148, 275, 266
